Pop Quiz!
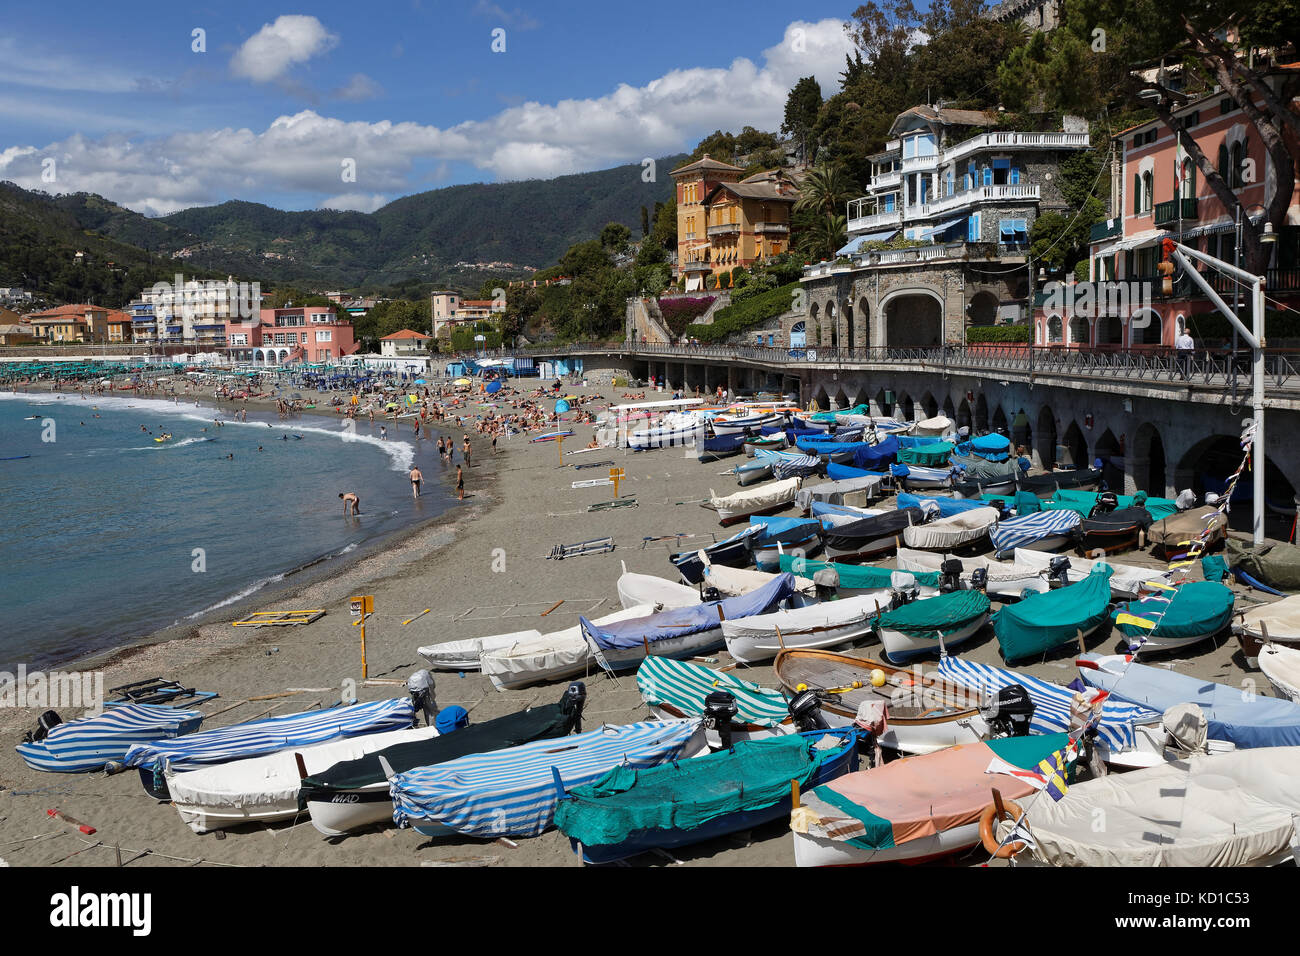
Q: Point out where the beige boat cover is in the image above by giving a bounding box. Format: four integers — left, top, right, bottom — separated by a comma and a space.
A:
914, 415, 955, 437
1241, 594, 1300, 641
616, 571, 700, 610
902, 507, 999, 550
1147, 506, 1227, 547
1026, 747, 1300, 867
1012, 548, 1164, 597
709, 477, 801, 518
701, 563, 816, 597
419, 629, 542, 670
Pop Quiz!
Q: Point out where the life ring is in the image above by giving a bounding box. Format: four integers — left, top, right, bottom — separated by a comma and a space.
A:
979, 798, 1028, 858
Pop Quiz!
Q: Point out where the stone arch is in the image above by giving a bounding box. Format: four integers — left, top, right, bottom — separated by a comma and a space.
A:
991, 405, 1008, 436
825, 300, 838, 350
1096, 314, 1123, 346
1132, 422, 1168, 497
789, 320, 806, 349
1173, 434, 1295, 530
843, 303, 855, 351
1046, 314, 1063, 344
1011, 407, 1032, 455
834, 386, 850, 409
968, 290, 999, 327
957, 398, 972, 431
919, 391, 939, 420
1094, 428, 1124, 491
1068, 315, 1091, 348
857, 297, 871, 353
853, 384, 872, 408
975, 393, 990, 432
1130, 308, 1163, 346
942, 396, 956, 421
897, 392, 915, 422
812, 385, 830, 411
1062, 420, 1088, 470
874, 387, 891, 416
808, 303, 820, 346
1035, 405, 1058, 470
882, 288, 944, 349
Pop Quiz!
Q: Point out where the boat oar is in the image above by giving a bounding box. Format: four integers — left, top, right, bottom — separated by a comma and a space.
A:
402, 608, 432, 626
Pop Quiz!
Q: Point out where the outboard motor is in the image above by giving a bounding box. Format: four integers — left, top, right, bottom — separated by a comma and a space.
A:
939, 559, 965, 594
562, 681, 587, 733
969, 567, 989, 592
981, 684, 1035, 737
22, 710, 62, 744
812, 566, 840, 601
1047, 555, 1072, 589
787, 688, 831, 733
700, 585, 721, 603
407, 670, 438, 726
1089, 492, 1118, 518
703, 690, 739, 750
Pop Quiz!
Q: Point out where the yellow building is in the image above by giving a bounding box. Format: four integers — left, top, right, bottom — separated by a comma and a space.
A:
670, 156, 796, 291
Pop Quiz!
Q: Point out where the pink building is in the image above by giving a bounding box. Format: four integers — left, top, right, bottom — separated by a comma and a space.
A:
226, 307, 359, 363
1036, 68, 1299, 349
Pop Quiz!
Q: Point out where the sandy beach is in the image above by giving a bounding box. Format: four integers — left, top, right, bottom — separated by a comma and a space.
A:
0, 381, 1273, 868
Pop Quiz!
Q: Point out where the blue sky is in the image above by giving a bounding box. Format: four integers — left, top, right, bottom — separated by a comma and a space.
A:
0, 1, 862, 215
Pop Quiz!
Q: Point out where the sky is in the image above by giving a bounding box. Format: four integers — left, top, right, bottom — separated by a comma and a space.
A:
0, 1, 863, 216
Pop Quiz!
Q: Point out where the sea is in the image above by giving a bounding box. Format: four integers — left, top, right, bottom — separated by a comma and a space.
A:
0, 390, 454, 670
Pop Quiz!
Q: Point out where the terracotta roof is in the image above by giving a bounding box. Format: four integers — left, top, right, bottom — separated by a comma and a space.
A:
889, 105, 999, 135
27, 304, 106, 321
670, 154, 745, 177
382, 329, 432, 340
459, 300, 497, 308
709, 181, 797, 203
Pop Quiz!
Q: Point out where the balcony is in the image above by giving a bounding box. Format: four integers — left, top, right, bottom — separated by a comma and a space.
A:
846, 198, 903, 234
910, 183, 1041, 219
707, 222, 741, 237
870, 169, 902, 190
1090, 218, 1122, 243
943, 131, 1091, 165
753, 222, 789, 235
681, 261, 712, 273
900, 153, 939, 174
1154, 197, 1199, 226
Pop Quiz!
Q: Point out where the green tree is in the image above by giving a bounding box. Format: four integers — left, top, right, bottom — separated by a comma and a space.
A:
782, 76, 823, 166
599, 222, 632, 256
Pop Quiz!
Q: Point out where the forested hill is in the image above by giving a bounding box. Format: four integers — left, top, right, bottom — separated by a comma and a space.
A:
1, 155, 682, 296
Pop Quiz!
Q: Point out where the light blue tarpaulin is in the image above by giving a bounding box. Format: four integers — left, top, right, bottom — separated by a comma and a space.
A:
897, 492, 996, 518
581, 574, 796, 651
1079, 653, 1300, 749
988, 509, 1081, 556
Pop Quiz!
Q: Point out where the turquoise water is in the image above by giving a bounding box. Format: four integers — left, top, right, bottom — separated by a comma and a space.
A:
0, 390, 454, 670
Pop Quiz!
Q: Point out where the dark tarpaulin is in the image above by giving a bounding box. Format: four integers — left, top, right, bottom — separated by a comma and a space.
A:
823, 508, 925, 550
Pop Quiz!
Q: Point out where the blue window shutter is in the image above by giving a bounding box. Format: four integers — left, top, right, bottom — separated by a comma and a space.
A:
1010, 165, 1020, 185
983, 167, 992, 186
993, 158, 1010, 170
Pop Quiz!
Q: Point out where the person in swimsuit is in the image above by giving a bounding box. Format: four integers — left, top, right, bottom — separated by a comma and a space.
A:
339, 492, 361, 515
410, 466, 423, 499
456, 465, 464, 500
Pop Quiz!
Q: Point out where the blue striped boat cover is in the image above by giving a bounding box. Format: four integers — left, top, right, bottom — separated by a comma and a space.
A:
636, 656, 789, 726
773, 454, 820, 480
17, 704, 205, 773
124, 697, 415, 773
936, 656, 1160, 751
989, 509, 1082, 554
897, 492, 994, 518
390, 719, 702, 836
891, 463, 954, 481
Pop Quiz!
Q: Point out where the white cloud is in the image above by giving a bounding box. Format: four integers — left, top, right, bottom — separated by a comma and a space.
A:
0, 19, 856, 211
231, 15, 339, 84
332, 73, 383, 102
318, 192, 389, 213
473, 1, 540, 30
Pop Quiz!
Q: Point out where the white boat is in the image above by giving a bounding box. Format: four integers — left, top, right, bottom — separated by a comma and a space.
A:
873, 590, 991, 663
616, 565, 702, 610
1012, 548, 1162, 601
901, 507, 999, 551
913, 415, 955, 438
165, 724, 440, 833
795, 474, 882, 513
895, 547, 1049, 601
721, 592, 889, 663
989, 747, 1300, 867
699, 561, 817, 602
626, 412, 705, 450
480, 605, 657, 691
419, 629, 542, 671
1237, 594, 1300, 667
1259, 643, 1300, 702
707, 477, 801, 525
711, 412, 782, 436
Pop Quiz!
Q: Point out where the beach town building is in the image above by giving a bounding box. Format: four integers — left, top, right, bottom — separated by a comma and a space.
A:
230, 306, 360, 364
1039, 71, 1300, 348
430, 291, 506, 336
24, 304, 132, 344
671, 156, 798, 291
793, 106, 1090, 350
381, 329, 433, 357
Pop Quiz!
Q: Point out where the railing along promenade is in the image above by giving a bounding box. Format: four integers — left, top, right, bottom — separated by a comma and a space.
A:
480, 341, 1300, 395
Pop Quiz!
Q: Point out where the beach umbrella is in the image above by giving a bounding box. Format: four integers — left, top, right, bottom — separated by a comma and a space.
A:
485, 381, 502, 394
414, 379, 427, 385
555, 399, 570, 414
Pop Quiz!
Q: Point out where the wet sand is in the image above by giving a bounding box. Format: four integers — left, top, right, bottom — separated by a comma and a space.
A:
0, 382, 1273, 867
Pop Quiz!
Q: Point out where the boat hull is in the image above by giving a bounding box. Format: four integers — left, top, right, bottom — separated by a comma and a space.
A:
878, 611, 989, 663
792, 820, 979, 867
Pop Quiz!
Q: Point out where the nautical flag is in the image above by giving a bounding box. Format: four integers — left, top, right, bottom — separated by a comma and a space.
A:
1174, 140, 1187, 191
985, 748, 1071, 801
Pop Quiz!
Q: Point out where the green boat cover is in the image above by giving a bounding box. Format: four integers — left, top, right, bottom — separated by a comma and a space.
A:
993, 566, 1114, 662
1044, 489, 1179, 520
875, 589, 991, 639
1113, 581, 1235, 642
1015, 491, 1041, 515
1225, 538, 1300, 591
951, 453, 1020, 483
554, 733, 841, 846
896, 442, 955, 467
778, 554, 942, 590
635, 656, 789, 727
1201, 555, 1228, 583
810, 404, 868, 422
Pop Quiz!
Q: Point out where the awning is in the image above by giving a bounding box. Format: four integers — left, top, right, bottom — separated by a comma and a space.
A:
838, 230, 899, 255
999, 218, 1028, 237
924, 217, 966, 239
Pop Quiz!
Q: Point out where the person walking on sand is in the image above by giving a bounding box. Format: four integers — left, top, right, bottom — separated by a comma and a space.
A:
410, 466, 424, 499
436, 436, 445, 460
339, 492, 361, 515
456, 464, 465, 500
462, 437, 472, 468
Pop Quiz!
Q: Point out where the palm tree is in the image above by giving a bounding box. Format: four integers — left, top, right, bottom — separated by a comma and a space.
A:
795, 164, 859, 220
803, 213, 847, 261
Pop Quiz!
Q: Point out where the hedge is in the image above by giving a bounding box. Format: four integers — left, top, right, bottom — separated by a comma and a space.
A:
966, 324, 1032, 343
695, 282, 800, 344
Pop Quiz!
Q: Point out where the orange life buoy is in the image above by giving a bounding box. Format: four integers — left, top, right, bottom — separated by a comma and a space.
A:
979, 798, 1028, 858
